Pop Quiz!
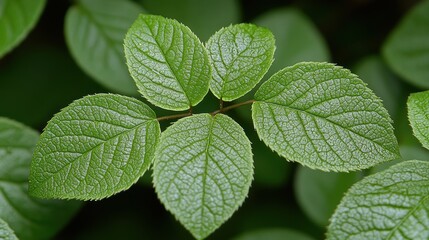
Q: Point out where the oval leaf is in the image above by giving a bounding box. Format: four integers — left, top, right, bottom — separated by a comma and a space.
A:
382, 0, 429, 89
65, 0, 142, 95
327, 160, 429, 239
29, 94, 160, 200
0, 218, 17, 240
207, 23, 275, 101
408, 90, 429, 150
124, 14, 211, 111
0, 117, 80, 239
294, 166, 360, 226
153, 114, 253, 239
252, 62, 400, 171
0, 0, 46, 57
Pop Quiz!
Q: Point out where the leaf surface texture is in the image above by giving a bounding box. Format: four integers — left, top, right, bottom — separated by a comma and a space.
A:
29, 94, 160, 200
0, 118, 80, 240
327, 160, 429, 239
153, 114, 253, 239
0, 218, 17, 240
252, 62, 399, 171
124, 14, 211, 111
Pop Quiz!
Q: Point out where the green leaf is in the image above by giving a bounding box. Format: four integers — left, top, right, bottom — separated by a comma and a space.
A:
124, 14, 211, 111
0, 0, 46, 57
139, 0, 240, 41
327, 160, 429, 239
382, 0, 429, 89
234, 228, 314, 240
65, 0, 142, 95
294, 166, 361, 226
254, 8, 330, 76
0, 218, 17, 240
0, 117, 80, 240
206, 24, 275, 101
408, 90, 429, 150
370, 145, 429, 174
153, 114, 253, 239
29, 94, 160, 200
235, 8, 330, 121
252, 62, 400, 171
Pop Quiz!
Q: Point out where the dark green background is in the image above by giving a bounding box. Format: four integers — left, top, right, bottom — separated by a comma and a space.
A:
0, 0, 425, 239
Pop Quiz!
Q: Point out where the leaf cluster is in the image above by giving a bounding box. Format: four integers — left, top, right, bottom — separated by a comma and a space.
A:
27, 14, 400, 239
2, 0, 429, 238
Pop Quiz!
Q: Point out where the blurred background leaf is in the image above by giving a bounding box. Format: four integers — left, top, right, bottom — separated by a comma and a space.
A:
254, 8, 330, 77
0, 0, 46, 57
233, 228, 315, 240
0, 44, 105, 129
139, 0, 240, 41
0, 117, 81, 240
65, 0, 142, 95
236, 7, 331, 120
294, 167, 361, 227
353, 56, 402, 119
0, 0, 426, 239
383, 0, 429, 89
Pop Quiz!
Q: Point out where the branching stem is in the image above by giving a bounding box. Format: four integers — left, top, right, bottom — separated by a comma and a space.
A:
156, 99, 255, 122
211, 99, 255, 115
156, 112, 192, 122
